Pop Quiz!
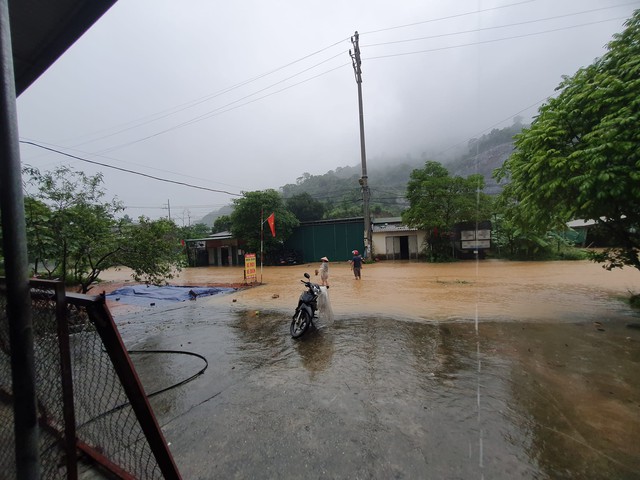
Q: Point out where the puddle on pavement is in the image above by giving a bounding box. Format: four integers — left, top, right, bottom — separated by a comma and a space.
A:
127, 307, 639, 478
109, 260, 640, 478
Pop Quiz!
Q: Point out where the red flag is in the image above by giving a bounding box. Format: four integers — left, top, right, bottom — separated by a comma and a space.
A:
267, 212, 276, 237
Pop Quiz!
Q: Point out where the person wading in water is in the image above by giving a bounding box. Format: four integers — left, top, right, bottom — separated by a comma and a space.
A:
316, 256, 330, 287
350, 250, 363, 280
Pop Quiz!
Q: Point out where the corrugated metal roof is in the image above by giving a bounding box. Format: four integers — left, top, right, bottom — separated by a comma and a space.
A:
372, 216, 402, 224
372, 223, 418, 233
186, 231, 234, 242
566, 219, 597, 228
300, 217, 364, 226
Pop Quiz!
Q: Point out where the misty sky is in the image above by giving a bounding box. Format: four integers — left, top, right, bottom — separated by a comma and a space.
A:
16, 0, 640, 224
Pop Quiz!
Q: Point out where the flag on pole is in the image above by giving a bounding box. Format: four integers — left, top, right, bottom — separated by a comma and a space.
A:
267, 212, 276, 237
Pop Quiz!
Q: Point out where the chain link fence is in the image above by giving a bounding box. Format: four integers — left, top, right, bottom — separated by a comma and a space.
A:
0, 279, 180, 479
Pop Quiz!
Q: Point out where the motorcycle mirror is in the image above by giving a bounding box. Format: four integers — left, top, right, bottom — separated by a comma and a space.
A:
304, 273, 310, 279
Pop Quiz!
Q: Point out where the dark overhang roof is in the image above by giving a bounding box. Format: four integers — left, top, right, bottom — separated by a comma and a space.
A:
9, 0, 117, 97
299, 217, 364, 226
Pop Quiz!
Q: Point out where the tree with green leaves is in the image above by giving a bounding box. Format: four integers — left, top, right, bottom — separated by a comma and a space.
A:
285, 192, 325, 221
23, 165, 185, 292
118, 217, 184, 286
229, 189, 299, 261
495, 10, 640, 272
402, 161, 492, 260
24, 165, 124, 290
212, 214, 232, 233
180, 223, 211, 240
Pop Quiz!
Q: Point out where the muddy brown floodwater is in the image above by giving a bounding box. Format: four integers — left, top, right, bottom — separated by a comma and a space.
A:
99, 260, 640, 479
100, 259, 639, 322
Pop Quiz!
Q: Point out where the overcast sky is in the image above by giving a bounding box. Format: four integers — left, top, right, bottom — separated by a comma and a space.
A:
16, 0, 640, 224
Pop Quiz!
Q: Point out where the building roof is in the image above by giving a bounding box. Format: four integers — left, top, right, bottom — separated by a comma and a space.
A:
372, 217, 402, 224
300, 217, 364, 226
186, 231, 234, 242
10, 0, 117, 96
566, 219, 598, 228
371, 217, 419, 233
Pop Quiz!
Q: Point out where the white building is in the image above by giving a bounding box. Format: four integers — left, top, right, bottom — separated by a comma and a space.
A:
371, 217, 427, 260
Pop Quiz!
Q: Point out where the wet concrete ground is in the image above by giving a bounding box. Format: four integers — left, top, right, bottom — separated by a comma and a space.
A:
103, 261, 640, 479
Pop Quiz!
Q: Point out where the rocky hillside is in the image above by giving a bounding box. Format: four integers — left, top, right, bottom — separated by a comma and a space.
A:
196, 125, 521, 224
446, 142, 514, 195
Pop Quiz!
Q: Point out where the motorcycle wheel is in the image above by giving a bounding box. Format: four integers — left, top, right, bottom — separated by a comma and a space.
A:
290, 309, 310, 339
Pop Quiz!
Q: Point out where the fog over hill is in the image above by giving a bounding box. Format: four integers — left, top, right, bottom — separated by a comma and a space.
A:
197, 125, 519, 225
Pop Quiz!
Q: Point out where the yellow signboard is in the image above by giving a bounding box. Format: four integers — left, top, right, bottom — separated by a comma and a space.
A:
244, 253, 257, 283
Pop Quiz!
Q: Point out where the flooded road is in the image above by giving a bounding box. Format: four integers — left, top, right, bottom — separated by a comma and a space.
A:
103, 260, 640, 478
102, 259, 640, 323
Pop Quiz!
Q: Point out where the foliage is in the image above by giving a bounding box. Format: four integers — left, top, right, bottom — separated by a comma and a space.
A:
23, 165, 184, 292
280, 164, 412, 219
402, 161, 493, 261
285, 192, 325, 221
229, 190, 299, 260
118, 217, 184, 286
466, 120, 523, 156
212, 215, 232, 233
490, 210, 588, 260
180, 222, 211, 240
324, 189, 363, 219
495, 10, 640, 272
24, 165, 124, 291
202, 124, 522, 225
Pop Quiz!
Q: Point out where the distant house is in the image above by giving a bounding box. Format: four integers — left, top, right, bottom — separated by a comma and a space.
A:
185, 231, 245, 267
564, 218, 597, 246
371, 217, 426, 260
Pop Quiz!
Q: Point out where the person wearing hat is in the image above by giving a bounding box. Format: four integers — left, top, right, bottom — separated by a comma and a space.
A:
316, 256, 330, 287
350, 250, 363, 280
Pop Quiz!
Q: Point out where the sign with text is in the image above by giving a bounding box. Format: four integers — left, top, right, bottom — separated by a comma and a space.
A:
244, 253, 256, 283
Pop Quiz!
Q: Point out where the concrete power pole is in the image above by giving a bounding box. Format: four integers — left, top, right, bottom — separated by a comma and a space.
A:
349, 31, 371, 258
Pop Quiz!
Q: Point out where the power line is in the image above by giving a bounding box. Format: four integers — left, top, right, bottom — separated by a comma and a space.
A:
95, 14, 630, 156
125, 204, 229, 210
361, 0, 537, 35
21, 4, 635, 195
96, 61, 349, 155
62, 38, 352, 149
20, 141, 243, 197
20, 136, 244, 191
39, 5, 633, 159
64, 0, 545, 152
365, 16, 630, 61
363, 3, 640, 48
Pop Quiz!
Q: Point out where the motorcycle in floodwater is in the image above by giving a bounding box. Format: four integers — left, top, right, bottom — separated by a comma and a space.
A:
290, 273, 322, 338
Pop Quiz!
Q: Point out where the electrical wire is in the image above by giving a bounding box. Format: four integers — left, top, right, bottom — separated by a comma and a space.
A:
126, 349, 209, 398
75, 349, 209, 430
361, 0, 537, 35
363, 3, 640, 48
20, 140, 242, 197
20, 136, 244, 191
19, 4, 635, 204
365, 16, 630, 61
65, 37, 352, 148
96, 61, 350, 155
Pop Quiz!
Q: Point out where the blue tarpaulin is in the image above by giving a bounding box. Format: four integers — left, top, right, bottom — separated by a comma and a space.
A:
107, 285, 233, 306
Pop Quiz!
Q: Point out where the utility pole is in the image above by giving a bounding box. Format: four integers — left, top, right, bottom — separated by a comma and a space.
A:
165, 199, 171, 221
350, 31, 371, 258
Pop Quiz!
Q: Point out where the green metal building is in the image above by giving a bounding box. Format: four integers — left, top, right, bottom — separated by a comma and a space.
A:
284, 217, 365, 262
